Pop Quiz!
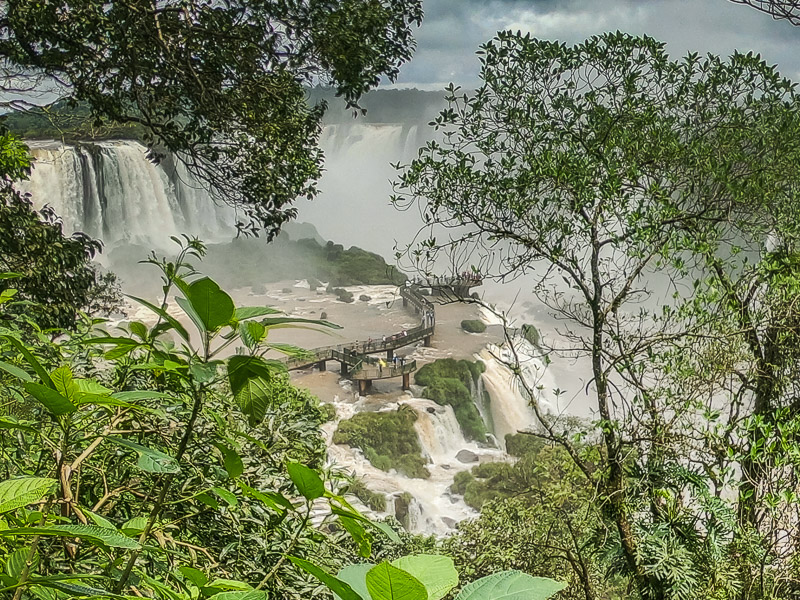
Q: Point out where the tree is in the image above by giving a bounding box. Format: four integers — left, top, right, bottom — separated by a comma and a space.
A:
729, 0, 800, 24
394, 31, 800, 599
0, 0, 423, 237
0, 128, 120, 329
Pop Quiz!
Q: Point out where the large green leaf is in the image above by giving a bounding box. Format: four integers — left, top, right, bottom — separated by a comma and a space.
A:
2, 525, 141, 549
227, 355, 279, 424
50, 366, 77, 403
239, 321, 266, 348
454, 571, 567, 600
287, 462, 324, 500
185, 277, 235, 332
366, 562, 427, 600
336, 564, 374, 600
23, 382, 76, 416
208, 592, 268, 600
288, 556, 363, 600
392, 555, 458, 600
339, 515, 371, 558
108, 437, 180, 474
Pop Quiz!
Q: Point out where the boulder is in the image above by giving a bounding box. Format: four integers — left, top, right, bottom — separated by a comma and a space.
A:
456, 449, 479, 463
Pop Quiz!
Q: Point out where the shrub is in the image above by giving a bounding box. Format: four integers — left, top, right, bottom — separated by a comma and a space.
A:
461, 319, 487, 333
334, 407, 430, 479
346, 478, 387, 512
319, 403, 337, 422
521, 323, 540, 346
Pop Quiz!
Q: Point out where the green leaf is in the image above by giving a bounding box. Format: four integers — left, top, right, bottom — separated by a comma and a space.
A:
74, 379, 113, 395
227, 355, 280, 424
339, 515, 371, 558
234, 306, 281, 321
108, 437, 180, 474
2, 525, 141, 549
126, 294, 190, 343
0, 272, 22, 280
212, 487, 239, 507
366, 562, 427, 600
0, 360, 32, 382
238, 483, 293, 512
214, 443, 244, 479
336, 564, 375, 600
111, 390, 177, 402
128, 321, 148, 340
23, 382, 76, 416
392, 555, 458, 600
121, 516, 147, 536
185, 277, 235, 332
50, 366, 77, 402
0, 417, 36, 433
454, 571, 567, 600
32, 579, 123, 598
208, 592, 268, 600
82, 509, 116, 530
178, 566, 208, 587
0, 478, 57, 513
288, 556, 363, 600
175, 295, 208, 341
190, 361, 220, 383
6, 547, 39, 580
1, 335, 52, 387
287, 462, 324, 500
260, 317, 342, 329
239, 321, 266, 348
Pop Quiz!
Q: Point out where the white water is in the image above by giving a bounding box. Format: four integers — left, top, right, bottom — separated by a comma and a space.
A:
17, 140, 234, 250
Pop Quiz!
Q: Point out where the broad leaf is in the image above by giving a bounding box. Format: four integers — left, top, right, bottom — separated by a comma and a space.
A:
392, 555, 458, 600
228, 355, 279, 424
121, 516, 148, 536
288, 556, 363, 600
287, 462, 324, 500
108, 437, 180, 474
5, 547, 39, 580
239, 321, 266, 348
238, 483, 293, 512
339, 515, 371, 558
32, 579, 123, 598
2, 525, 141, 549
454, 571, 567, 600
50, 366, 77, 403
212, 487, 239, 507
0, 417, 36, 433
0, 359, 32, 382
214, 443, 244, 479
208, 592, 268, 600
366, 562, 427, 600
74, 379, 113, 395
185, 277, 235, 332
337, 564, 375, 600
83, 509, 116, 530
178, 566, 208, 587
0, 478, 57, 513
23, 382, 75, 416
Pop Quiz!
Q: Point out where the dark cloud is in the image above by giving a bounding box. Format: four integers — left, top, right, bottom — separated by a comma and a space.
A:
390, 0, 800, 88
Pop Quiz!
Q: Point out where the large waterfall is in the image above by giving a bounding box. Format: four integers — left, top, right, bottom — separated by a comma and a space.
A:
18, 123, 432, 258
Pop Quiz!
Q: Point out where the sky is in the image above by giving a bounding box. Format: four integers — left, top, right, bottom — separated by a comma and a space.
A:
390, 0, 800, 89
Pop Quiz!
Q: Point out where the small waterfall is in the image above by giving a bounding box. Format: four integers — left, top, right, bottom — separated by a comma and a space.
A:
477, 339, 547, 449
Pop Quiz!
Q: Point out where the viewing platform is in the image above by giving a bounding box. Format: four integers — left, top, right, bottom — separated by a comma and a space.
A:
280, 274, 481, 393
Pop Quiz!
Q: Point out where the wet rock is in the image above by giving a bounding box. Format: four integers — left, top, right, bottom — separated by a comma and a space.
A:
359, 294, 371, 302
440, 463, 451, 470
426, 407, 437, 414
441, 517, 458, 529
393, 492, 413, 529
456, 449, 479, 463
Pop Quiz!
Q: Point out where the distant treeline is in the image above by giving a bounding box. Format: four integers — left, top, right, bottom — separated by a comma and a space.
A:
2, 87, 447, 141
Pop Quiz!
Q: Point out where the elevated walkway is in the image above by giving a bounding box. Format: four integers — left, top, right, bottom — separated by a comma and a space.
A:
280, 276, 479, 393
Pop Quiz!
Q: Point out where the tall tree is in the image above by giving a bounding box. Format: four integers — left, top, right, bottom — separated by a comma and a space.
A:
730, 0, 800, 24
394, 31, 800, 599
0, 0, 423, 237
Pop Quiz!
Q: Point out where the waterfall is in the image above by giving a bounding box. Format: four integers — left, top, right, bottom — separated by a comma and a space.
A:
17, 140, 235, 249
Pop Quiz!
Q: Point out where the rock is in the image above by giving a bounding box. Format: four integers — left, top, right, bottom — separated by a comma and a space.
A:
440, 463, 451, 470
456, 449, 479, 464
282, 287, 292, 294
320, 311, 328, 320
359, 294, 371, 302
441, 517, 458, 529
426, 406, 437, 414
393, 492, 413, 529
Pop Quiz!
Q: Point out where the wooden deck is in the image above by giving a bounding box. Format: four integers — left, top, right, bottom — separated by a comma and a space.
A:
279, 277, 480, 391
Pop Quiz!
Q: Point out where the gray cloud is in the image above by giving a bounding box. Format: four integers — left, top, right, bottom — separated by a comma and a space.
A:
391, 0, 800, 88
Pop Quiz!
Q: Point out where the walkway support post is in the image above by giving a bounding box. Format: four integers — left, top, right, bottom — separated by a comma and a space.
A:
318, 360, 326, 371
358, 380, 371, 395
423, 335, 432, 347
402, 373, 410, 390
340, 362, 348, 376
387, 349, 394, 361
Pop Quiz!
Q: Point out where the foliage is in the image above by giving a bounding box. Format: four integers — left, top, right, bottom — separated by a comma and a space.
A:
415, 359, 486, 442
0, 239, 396, 599
395, 31, 800, 598
460, 319, 486, 334
333, 407, 430, 479
0, 0, 423, 238
295, 552, 566, 600
346, 478, 388, 513
0, 129, 121, 329
520, 324, 539, 347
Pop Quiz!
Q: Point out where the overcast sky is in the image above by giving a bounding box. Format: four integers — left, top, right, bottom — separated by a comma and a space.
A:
390, 0, 800, 88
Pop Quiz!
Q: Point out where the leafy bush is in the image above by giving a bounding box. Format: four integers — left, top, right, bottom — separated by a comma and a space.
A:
334, 407, 430, 479
461, 319, 487, 333
521, 323, 540, 346
346, 478, 387, 512
415, 359, 487, 442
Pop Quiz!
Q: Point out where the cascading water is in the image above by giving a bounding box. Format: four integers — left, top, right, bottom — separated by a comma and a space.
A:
17, 140, 235, 249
